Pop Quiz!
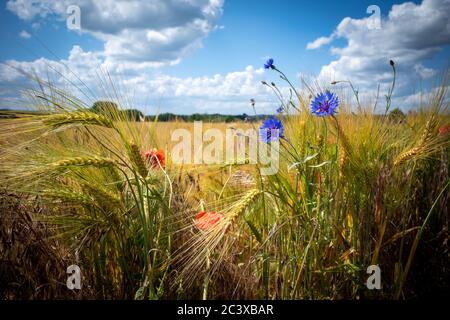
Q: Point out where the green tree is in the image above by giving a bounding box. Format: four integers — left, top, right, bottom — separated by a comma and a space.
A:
123, 109, 144, 121
91, 101, 119, 115
389, 108, 406, 122
225, 115, 235, 123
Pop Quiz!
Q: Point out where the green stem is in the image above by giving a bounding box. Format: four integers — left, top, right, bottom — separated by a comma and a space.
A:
395, 179, 450, 299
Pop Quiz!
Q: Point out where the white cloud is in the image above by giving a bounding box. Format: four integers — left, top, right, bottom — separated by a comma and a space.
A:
307, 0, 450, 110
19, 30, 31, 39
0, 46, 279, 114
306, 34, 335, 50
3, 1, 281, 114
4, 0, 449, 114
414, 63, 437, 79
7, 0, 224, 68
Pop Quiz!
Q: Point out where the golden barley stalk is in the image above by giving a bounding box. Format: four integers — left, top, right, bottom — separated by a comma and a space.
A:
394, 117, 436, 166
338, 147, 348, 179
128, 142, 148, 178
226, 188, 260, 223
418, 116, 437, 145
42, 112, 114, 128
51, 156, 116, 168
108, 167, 126, 191
394, 146, 421, 166
332, 120, 352, 161
83, 184, 121, 207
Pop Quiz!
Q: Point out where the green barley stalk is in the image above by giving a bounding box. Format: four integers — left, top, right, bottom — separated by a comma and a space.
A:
41, 188, 93, 205
50, 156, 116, 168
225, 189, 260, 225
127, 142, 149, 178
42, 112, 114, 129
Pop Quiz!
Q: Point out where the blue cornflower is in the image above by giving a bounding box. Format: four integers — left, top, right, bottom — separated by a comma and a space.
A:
259, 117, 284, 143
264, 58, 275, 70
310, 91, 339, 117
276, 106, 284, 113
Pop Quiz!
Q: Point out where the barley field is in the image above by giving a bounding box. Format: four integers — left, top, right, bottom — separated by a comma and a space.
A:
0, 64, 449, 301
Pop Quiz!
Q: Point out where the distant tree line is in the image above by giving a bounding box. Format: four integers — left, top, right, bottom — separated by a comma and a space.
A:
90, 101, 269, 122
145, 113, 270, 123
91, 101, 144, 121
0, 102, 409, 122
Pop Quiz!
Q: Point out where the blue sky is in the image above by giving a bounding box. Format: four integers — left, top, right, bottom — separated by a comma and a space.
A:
0, 0, 448, 114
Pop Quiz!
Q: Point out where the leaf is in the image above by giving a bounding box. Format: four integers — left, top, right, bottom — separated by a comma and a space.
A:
309, 161, 331, 168
332, 144, 338, 160
288, 153, 320, 171
134, 286, 145, 300
303, 153, 319, 163
287, 162, 302, 171
339, 247, 356, 262
246, 219, 262, 244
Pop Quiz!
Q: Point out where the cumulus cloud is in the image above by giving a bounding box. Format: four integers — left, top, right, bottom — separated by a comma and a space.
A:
414, 63, 437, 79
19, 30, 31, 39
307, 0, 450, 109
306, 34, 335, 50
0, 46, 278, 114
7, 0, 224, 68
1, 0, 278, 115
4, 0, 449, 113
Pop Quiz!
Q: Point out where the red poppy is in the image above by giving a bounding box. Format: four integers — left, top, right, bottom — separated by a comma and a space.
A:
194, 211, 223, 230
145, 148, 165, 169
438, 123, 450, 136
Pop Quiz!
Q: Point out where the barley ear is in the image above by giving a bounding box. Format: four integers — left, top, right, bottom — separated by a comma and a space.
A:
227, 189, 260, 224
42, 189, 93, 205
83, 184, 122, 208
338, 147, 348, 179
394, 116, 437, 166
51, 156, 116, 168
127, 142, 148, 178
43, 112, 114, 128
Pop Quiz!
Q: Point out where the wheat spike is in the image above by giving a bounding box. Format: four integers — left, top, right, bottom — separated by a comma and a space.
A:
42, 189, 93, 205
43, 112, 114, 128
127, 142, 148, 178
394, 146, 422, 166
226, 189, 260, 223
51, 156, 116, 168
394, 116, 437, 166
418, 116, 437, 145
338, 146, 348, 179
332, 120, 351, 156
332, 120, 352, 173
331, 122, 350, 179
83, 184, 121, 207
108, 167, 126, 191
